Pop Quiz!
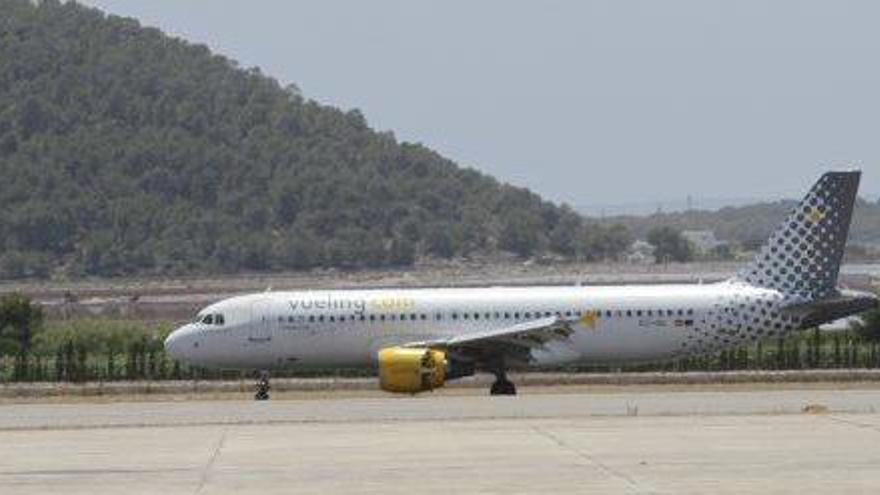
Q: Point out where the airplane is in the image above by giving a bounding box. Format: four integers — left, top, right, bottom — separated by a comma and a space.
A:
164, 171, 878, 399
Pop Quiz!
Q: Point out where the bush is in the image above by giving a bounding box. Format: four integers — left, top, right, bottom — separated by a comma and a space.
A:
852, 307, 880, 342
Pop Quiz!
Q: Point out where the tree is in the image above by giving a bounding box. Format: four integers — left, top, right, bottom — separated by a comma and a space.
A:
647, 226, 693, 263
273, 231, 321, 270
0, 293, 44, 355
602, 224, 634, 260
710, 244, 735, 261
425, 224, 456, 259
16, 97, 50, 140
388, 238, 416, 267
499, 213, 541, 258
0, 251, 50, 279
548, 208, 582, 256
274, 185, 301, 225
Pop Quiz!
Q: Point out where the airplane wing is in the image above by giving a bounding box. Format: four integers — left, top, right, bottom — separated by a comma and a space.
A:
403, 316, 575, 365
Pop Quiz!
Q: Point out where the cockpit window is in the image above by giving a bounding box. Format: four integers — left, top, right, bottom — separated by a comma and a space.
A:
195, 313, 225, 325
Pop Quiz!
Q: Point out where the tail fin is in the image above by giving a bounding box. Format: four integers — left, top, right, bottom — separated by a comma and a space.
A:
737, 171, 860, 300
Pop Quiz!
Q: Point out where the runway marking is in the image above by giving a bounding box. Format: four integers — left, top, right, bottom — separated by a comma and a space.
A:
195, 428, 227, 495
531, 424, 655, 494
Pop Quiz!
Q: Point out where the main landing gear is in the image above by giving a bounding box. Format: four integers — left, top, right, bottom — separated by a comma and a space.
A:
490, 371, 517, 396
255, 370, 270, 401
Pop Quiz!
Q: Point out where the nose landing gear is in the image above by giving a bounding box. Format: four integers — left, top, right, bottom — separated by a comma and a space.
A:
255, 370, 270, 400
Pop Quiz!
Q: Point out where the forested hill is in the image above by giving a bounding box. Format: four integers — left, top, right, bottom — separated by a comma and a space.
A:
0, 0, 632, 279
606, 198, 880, 248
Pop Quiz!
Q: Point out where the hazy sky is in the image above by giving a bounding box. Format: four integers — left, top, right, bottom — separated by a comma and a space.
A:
79, 1, 880, 210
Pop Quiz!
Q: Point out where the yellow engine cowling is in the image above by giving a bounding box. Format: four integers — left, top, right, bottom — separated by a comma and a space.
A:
377, 347, 447, 394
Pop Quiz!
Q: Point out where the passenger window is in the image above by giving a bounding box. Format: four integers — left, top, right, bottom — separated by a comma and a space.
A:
319, 315, 325, 322
504, 312, 511, 319
339, 316, 345, 322
370, 315, 376, 321
360, 315, 366, 321
421, 314, 427, 320
309, 316, 315, 323
524, 312, 531, 318
452, 313, 458, 320
626, 310, 632, 317
329, 316, 335, 322
636, 310, 642, 317
474, 313, 480, 320
463, 313, 469, 320
605, 311, 612, 318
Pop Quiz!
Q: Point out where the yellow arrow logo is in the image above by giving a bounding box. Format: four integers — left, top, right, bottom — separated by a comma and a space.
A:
807, 207, 827, 224
580, 310, 599, 330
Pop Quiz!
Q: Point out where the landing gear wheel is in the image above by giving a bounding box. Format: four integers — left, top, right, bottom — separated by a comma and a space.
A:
490, 378, 517, 396
254, 370, 270, 401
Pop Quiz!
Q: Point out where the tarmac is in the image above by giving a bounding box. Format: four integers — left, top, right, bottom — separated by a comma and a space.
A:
2, 385, 880, 494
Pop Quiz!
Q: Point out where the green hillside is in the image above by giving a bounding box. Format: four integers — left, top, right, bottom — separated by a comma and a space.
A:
0, 0, 632, 279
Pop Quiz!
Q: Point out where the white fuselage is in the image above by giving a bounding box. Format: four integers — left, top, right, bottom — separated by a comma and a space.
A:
162, 171, 877, 377
165, 281, 789, 370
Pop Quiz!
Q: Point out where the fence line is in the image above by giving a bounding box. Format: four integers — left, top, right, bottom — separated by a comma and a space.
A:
2, 329, 879, 383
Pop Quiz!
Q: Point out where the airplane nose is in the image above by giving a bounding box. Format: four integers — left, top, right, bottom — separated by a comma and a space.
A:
164, 327, 187, 361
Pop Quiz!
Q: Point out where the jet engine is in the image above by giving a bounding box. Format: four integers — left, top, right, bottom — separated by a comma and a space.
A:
378, 347, 446, 393
378, 347, 475, 394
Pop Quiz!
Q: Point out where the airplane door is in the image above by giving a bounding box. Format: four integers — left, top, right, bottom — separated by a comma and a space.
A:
249, 299, 275, 344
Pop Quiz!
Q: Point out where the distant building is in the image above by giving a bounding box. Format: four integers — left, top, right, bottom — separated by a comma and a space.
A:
626, 240, 656, 264
681, 230, 727, 254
